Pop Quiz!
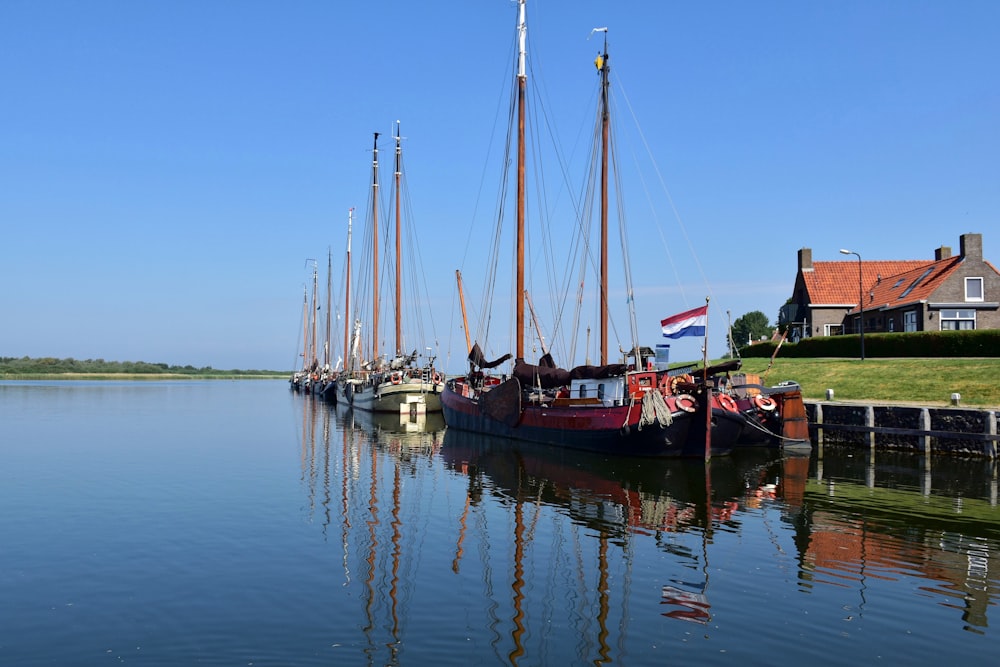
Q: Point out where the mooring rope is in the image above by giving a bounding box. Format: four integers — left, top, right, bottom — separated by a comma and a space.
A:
639, 390, 673, 430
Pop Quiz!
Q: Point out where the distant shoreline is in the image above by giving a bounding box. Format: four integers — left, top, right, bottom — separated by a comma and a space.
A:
0, 373, 285, 380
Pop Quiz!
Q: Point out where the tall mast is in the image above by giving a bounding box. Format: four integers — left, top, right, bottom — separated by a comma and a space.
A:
394, 121, 403, 357
597, 29, 610, 365
325, 248, 332, 368
310, 260, 319, 367
344, 208, 353, 371
515, 0, 527, 362
371, 132, 380, 364
301, 285, 308, 369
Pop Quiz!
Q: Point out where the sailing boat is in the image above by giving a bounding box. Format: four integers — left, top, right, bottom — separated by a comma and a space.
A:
441, 0, 735, 457
290, 261, 321, 392
339, 124, 444, 414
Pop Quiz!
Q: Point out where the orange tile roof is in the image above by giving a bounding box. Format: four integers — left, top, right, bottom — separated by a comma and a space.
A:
850, 256, 963, 314
804, 260, 930, 306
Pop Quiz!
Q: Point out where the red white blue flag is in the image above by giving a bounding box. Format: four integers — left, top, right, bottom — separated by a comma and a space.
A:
661, 305, 708, 339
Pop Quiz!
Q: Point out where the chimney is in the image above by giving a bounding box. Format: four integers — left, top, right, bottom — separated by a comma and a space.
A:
935, 245, 952, 260
798, 247, 813, 271
959, 233, 982, 261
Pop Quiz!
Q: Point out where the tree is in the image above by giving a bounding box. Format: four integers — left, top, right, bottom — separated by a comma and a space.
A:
732, 310, 772, 350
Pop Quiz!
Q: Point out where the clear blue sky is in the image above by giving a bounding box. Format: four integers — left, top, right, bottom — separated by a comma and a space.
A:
2, 0, 997, 372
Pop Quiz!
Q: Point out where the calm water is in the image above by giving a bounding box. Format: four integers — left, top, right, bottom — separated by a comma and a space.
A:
1, 380, 998, 666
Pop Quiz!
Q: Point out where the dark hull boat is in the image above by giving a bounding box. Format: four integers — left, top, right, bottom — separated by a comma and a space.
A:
441, 2, 740, 458
442, 363, 715, 458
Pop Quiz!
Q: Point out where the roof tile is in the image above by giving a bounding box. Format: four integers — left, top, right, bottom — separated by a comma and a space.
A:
804, 260, 929, 306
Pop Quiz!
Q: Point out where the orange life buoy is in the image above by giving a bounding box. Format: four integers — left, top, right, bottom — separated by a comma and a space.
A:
718, 393, 737, 412
754, 395, 777, 412
433, 372, 442, 384
675, 394, 697, 413
391, 372, 402, 385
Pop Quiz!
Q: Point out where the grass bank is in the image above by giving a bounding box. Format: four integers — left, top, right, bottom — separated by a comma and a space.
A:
730, 357, 1000, 408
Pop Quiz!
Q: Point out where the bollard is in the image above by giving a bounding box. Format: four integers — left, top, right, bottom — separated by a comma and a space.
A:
950, 392, 961, 406
826, 388, 834, 401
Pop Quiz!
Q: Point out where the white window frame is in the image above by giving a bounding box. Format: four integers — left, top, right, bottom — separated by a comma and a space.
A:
965, 277, 984, 302
939, 309, 976, 331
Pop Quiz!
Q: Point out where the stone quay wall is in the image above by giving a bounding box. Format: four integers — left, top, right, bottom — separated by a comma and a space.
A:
805, 401, 999, 458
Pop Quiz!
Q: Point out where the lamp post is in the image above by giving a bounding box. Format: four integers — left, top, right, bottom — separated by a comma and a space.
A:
839, 248, 865, 360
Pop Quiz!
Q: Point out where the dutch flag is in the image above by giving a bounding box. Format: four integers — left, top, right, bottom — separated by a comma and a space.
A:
661, 305, 708, 339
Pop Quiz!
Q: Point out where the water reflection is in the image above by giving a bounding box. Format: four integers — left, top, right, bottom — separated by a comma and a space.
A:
438, 431, 805, 634
802, 449, 1000, 633
289, 390, 1000, 664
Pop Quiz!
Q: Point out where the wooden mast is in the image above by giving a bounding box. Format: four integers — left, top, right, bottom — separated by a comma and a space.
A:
515, 0, 526, 362
597, 30, 610, 366
325, 248, 332, 369
394, 122, 403, 357
371, 132, 380, 365
310, 260, 319, 368
344, 208, 353, 371
300, 285, 308, 369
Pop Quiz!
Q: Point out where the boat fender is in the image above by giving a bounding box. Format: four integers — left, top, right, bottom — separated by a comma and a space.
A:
754, 395, 777, 412
675, 394, 697, 413
718, 394, 738, 412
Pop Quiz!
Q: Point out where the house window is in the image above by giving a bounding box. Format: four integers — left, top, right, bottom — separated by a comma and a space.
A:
903, 310, 918, 332
966, 277, 984, 302
824, 324, 843, 336
940, 309, 976, 331
852, 316, 861, 334
888, 317, 894, 332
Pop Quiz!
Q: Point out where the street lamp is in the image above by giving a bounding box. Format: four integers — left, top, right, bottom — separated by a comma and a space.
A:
839, 248, 865, 360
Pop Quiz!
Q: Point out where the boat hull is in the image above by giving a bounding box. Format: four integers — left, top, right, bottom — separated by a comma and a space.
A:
442, 380, 712, 458
341, 377, 444, 413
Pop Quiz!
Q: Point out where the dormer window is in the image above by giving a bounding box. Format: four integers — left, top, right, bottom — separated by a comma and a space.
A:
966, 277, 984, 302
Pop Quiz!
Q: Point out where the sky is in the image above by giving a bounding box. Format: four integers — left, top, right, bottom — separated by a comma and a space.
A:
2, 0, 998, 373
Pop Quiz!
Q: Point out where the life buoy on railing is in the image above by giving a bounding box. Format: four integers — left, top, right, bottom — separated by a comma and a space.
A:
718, 394, 738, 412
754, 395, 777, 412
391, 372, 402, 385
675, 394, 697, 413
433, 372, 442, 384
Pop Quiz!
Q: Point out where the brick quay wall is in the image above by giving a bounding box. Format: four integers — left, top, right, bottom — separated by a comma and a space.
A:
805, 401, 999, 458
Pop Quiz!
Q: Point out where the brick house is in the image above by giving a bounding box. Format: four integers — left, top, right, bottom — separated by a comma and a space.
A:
779, 233, 1000, 341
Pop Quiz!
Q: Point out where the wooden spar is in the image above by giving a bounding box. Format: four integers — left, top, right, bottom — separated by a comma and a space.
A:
762, 330, 788, 385
394, 122, 403, 357
515, 0, 526, 362
310, 260, 319, 368
456, 270, 471, 354
301, 285, 308, 368
344, 209, 353, 372
524, 290, 548, 355
325, 248, 332, 368
371, 132, 380, 364
598, 31, 610, 366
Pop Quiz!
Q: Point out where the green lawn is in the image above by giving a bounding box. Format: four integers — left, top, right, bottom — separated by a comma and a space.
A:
729, 357, 1000, 408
